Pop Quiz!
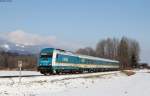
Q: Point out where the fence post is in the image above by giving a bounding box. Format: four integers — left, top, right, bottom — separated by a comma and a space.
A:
18, 60, 22, 83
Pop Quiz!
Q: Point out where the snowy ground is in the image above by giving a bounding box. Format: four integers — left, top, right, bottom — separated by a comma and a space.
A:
0, 69, 150, 96
0, 71, 42, 77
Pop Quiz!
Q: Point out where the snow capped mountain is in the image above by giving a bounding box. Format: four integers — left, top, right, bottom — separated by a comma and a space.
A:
1, 44, 10, 50
0, 38, 53, 55
15, 44, 25, 48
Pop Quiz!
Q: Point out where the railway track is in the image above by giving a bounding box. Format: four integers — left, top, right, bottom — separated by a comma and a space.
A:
0, 75, 44, 78
0, 71, 119, 79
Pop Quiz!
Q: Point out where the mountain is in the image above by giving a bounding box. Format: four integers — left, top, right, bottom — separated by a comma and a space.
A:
0, 38, 53, 55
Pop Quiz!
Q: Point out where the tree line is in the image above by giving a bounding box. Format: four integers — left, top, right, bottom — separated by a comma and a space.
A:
0, 51, 37, 70
76, 37, 140, 69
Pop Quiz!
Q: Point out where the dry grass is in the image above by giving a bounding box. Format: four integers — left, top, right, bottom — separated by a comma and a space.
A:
147, 71, 150, 73
0, 68, 17, 71
121, 70, 136, 76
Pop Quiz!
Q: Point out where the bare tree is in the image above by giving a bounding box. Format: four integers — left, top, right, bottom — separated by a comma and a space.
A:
76, 48, 88, 55
118, 37, 129, 69
128, 39, 140, 68
96, 38, 119, 59
96, 40, 106, 57
76, 47, 95, 56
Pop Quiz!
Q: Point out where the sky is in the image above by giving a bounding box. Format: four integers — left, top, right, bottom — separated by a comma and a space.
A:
0, 0, 150, 63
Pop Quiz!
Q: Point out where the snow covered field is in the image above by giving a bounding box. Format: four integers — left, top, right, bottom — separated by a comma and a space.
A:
0, 70, 150, 96
0, 71, 42, 77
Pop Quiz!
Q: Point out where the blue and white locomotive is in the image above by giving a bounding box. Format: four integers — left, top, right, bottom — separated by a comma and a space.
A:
37, 48, 119, 75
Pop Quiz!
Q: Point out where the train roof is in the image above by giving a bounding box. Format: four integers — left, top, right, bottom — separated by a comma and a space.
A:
78, 54, 119, 63
54, 48, 119, 63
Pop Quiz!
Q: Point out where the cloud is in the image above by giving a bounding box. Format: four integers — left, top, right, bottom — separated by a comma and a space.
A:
4, 30, 56, 46
0, 30, 83, 51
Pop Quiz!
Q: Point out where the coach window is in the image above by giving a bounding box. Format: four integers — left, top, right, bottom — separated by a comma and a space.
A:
81, 58, 85, 63
63, 57, 68, 62
87, 59, 90, 64
56, 54, 61, 62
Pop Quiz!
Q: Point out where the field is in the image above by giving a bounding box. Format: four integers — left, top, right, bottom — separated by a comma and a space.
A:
0, 69, 150, 96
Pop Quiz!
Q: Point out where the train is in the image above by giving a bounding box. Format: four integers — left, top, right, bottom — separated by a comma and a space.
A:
37, 48, 119, 75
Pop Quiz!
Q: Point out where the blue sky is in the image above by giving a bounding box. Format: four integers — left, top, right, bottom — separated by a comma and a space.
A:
0, 0, 150, 63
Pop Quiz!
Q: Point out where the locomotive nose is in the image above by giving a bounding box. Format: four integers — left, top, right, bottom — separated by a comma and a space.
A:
39, 58, 52, 66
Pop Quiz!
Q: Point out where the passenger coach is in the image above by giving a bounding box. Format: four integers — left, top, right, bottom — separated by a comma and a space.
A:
37, 48, 119, 75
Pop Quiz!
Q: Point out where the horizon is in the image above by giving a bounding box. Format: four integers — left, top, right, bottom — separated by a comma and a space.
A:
0, 0, 149, 64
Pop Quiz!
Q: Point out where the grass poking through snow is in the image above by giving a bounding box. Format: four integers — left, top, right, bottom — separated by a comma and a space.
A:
121, 70, 136, 76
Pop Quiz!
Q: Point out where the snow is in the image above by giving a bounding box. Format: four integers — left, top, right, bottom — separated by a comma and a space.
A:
0, 70, 150, 96
15, 44, 25, 48
0, 71, 41, 77
0, 44, 10, 50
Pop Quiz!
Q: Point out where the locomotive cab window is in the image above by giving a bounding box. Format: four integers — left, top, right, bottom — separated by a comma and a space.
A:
40, 53, 53, 58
